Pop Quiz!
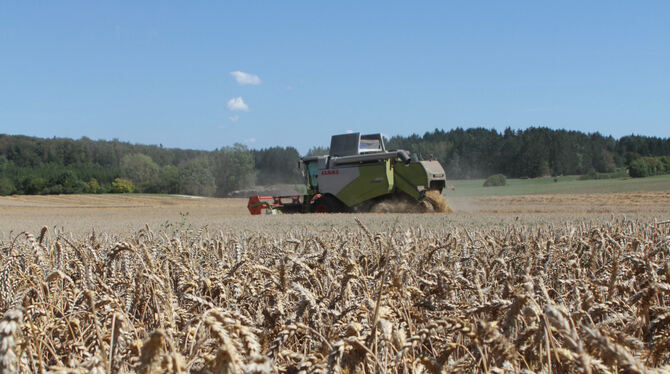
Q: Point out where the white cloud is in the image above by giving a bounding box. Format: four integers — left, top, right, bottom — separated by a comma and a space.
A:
345, 129, 354, 134
228, 115, 239, 123
230, 71, 261, 85
227, 97, 249, 112
246, 137, 256, 144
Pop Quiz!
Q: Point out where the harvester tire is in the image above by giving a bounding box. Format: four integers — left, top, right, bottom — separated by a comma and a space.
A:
312, 195, 342, 213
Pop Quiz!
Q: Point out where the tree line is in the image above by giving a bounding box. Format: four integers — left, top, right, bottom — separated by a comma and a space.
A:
1, 128, 669, 196
387, 127, 670, 179
0, 135, 301, 196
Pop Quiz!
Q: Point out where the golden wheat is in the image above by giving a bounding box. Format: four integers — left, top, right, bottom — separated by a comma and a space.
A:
0, 216, 669, 372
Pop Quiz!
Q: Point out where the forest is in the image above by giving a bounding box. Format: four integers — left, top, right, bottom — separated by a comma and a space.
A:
388, 127, 670, 179
0, 127, 669, 196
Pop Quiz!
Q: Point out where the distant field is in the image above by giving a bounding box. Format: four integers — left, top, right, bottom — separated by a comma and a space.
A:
0, 175, 668, 236
447, 174, 670, 197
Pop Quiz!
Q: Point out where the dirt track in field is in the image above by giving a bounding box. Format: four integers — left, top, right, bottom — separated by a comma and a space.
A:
0, 191, 668, 237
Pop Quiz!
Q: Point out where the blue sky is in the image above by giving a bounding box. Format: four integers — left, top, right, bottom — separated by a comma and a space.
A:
1, 2, 669, 153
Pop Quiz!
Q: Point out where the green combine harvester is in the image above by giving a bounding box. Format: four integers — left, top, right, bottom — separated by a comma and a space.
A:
248, 132, 450, 214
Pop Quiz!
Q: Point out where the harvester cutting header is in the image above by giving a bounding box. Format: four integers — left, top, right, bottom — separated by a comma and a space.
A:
248, 132, 450, 214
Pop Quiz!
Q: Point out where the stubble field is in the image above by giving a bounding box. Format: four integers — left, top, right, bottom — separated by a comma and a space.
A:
1, 190, 668, 236
1, 190, 669, 373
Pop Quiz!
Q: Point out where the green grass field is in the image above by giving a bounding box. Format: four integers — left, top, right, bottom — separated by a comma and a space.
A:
447, 174, 670, 197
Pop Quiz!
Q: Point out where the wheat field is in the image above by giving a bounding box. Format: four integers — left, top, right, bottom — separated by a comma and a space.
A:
1, 196, 670, 373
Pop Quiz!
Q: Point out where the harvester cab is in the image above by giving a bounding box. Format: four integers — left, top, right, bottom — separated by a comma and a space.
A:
248, 132, 450, 214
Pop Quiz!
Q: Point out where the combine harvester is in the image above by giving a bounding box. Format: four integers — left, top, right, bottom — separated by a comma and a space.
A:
248, 132, 451, 214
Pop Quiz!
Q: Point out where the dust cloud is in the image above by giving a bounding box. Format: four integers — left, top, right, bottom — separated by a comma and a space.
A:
369, 190, 453, 213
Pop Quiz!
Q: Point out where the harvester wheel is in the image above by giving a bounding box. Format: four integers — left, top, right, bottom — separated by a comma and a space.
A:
312, 195, 342, 213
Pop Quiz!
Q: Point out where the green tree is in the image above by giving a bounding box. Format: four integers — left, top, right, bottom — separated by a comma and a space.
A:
87, 178, 103, 193
120, 153, 159, 191
648, 157, 664, 175
483, 174, 507, 187
48, 170, 84, 194
597, 150, 617, 173
0, 177, 15, 196
0, 155, 10, 174
628, 157, 662, 178
112, 178, 135, 193
24, 177, 46, 194
180, 158, 216, 196
145, 165, 182, 194
659, 156, 670, 173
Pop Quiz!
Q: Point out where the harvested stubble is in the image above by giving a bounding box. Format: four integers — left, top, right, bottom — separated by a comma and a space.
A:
0, 219, 669, 373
